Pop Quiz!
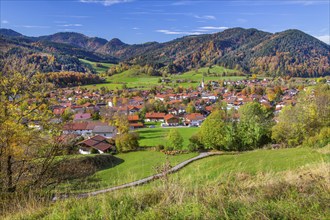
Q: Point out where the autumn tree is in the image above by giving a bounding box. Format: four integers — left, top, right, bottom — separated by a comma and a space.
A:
186, 102, 196, 114
115, 132, 139, 153
200, 110, 230, 150
112, 113, 130, 134
0, 58, 64, 192
237, 102, 273, 150
272, 84, 330, 147
166, 129, 184, 150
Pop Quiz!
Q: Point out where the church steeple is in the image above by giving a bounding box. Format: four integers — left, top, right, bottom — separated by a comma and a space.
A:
201, 76, 205, 89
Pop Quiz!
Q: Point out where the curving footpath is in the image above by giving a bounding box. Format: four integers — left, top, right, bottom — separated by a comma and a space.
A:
53, 152, 222, 201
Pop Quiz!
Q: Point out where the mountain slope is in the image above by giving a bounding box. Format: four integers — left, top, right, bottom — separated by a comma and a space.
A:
38, 32, 108, 52
0, 28, 23, 37
1, 28, 329, 77
127, 28, 330, 77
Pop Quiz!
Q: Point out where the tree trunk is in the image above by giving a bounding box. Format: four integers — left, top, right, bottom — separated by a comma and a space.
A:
6, 155, 15, 192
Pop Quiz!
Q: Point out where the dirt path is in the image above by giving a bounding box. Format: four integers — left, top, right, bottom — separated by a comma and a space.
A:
53, 152, 222, 201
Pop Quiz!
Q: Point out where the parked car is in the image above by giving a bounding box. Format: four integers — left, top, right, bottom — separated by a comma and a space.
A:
149, 125, 155, 128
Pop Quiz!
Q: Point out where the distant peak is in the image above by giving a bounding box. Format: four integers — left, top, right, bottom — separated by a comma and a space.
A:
0, 28, 23, 37
109, 38, 126, 46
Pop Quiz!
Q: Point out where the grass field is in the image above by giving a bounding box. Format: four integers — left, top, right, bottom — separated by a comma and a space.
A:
170, 147, 330, 185
80, 64, 247, 90
80, 59, 114, 74
7, 147, 329, 219
138, 126, 200, 148
56, 151, 198, 193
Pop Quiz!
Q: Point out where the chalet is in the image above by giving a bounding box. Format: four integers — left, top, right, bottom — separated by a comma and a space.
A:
128, 115, 140, 123
71, 105, 85, 113
92, 125, 117, 138
77, 135, 115, 154
155, 94, 168, 101
164, 114, 180, 126
185, 113, 205, 126
205, 105, 214, 113
63, 122, 89, 135
145, 112, 166, 122
73, 113, 92, 121
63, 121, 111, 137
53, 107, 65, 116
128, 106, 142, 115
128, 115, 144, 129
129, 97, 144, 105
168, 100, 182, 105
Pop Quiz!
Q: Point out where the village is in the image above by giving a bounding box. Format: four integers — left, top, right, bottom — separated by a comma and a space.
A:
44, 76, 309, 154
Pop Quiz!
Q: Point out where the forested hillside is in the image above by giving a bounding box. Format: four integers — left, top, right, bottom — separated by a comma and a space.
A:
1, 28, 329, 77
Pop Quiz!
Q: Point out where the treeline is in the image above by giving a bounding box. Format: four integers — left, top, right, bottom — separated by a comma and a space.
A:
1, 48, 95, 73
272, 84, 330, 147
187, 84, 329, 151
46, 71, 105, 87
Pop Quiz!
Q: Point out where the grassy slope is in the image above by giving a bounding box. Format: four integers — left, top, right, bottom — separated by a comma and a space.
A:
79, 59, 114, 74
56, 151, 198, 193
10, 147, 329, 219
170, 147, 330, 185
81, 65, 245, 90
138, 127, 199, 148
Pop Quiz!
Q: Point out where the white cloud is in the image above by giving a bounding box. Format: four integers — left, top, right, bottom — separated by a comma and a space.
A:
80, 0, 133, 6
132, 27, 140, 30
194, 15, 216, 20
57, 29, 77, 32
156, 29, 203, 35
199, 26, 229, 30
316, 35, 330, 44
1, 20, 9, 24
57, 24, 83, 27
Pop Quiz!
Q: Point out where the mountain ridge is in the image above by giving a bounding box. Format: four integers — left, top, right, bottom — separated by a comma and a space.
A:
1, 28, 329, 77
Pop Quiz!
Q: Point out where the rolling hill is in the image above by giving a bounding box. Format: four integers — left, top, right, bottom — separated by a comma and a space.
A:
0, 28, 329, 77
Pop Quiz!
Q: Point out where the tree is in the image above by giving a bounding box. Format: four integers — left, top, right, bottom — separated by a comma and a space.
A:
92, 111, 101, 120
62, 107, 73, 121
186, 102, 196, 114
0, 59, 64, 193
272, 105, 305, 147
112, 113, 130, 134
188, 133, 203, 151
237, 102, 273, 150
166, 129, 184, 150
200, 110, 230, 150
272, 84, 330, 147
115, 132, 139, 153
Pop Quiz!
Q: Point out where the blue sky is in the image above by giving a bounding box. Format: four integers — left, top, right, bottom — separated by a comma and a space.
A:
1, 0, 329, 44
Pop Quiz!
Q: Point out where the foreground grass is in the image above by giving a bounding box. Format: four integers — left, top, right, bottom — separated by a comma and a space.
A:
55, 151, 198, 193
138, 127, 199, 148
6, 147, 329, 220
170, 147, 330, 185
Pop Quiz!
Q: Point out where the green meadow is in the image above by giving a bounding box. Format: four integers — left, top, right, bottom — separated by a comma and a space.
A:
137, 126, 200, 148
7, 147, 329, 220
55, 151, 198, 193
80, 59, 114, 74
80, 63, 247, 90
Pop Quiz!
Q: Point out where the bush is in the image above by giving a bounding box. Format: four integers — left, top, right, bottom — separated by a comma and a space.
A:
303, 127, 330, 148
188, 133, 204, 151
155, 145, 165, 151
